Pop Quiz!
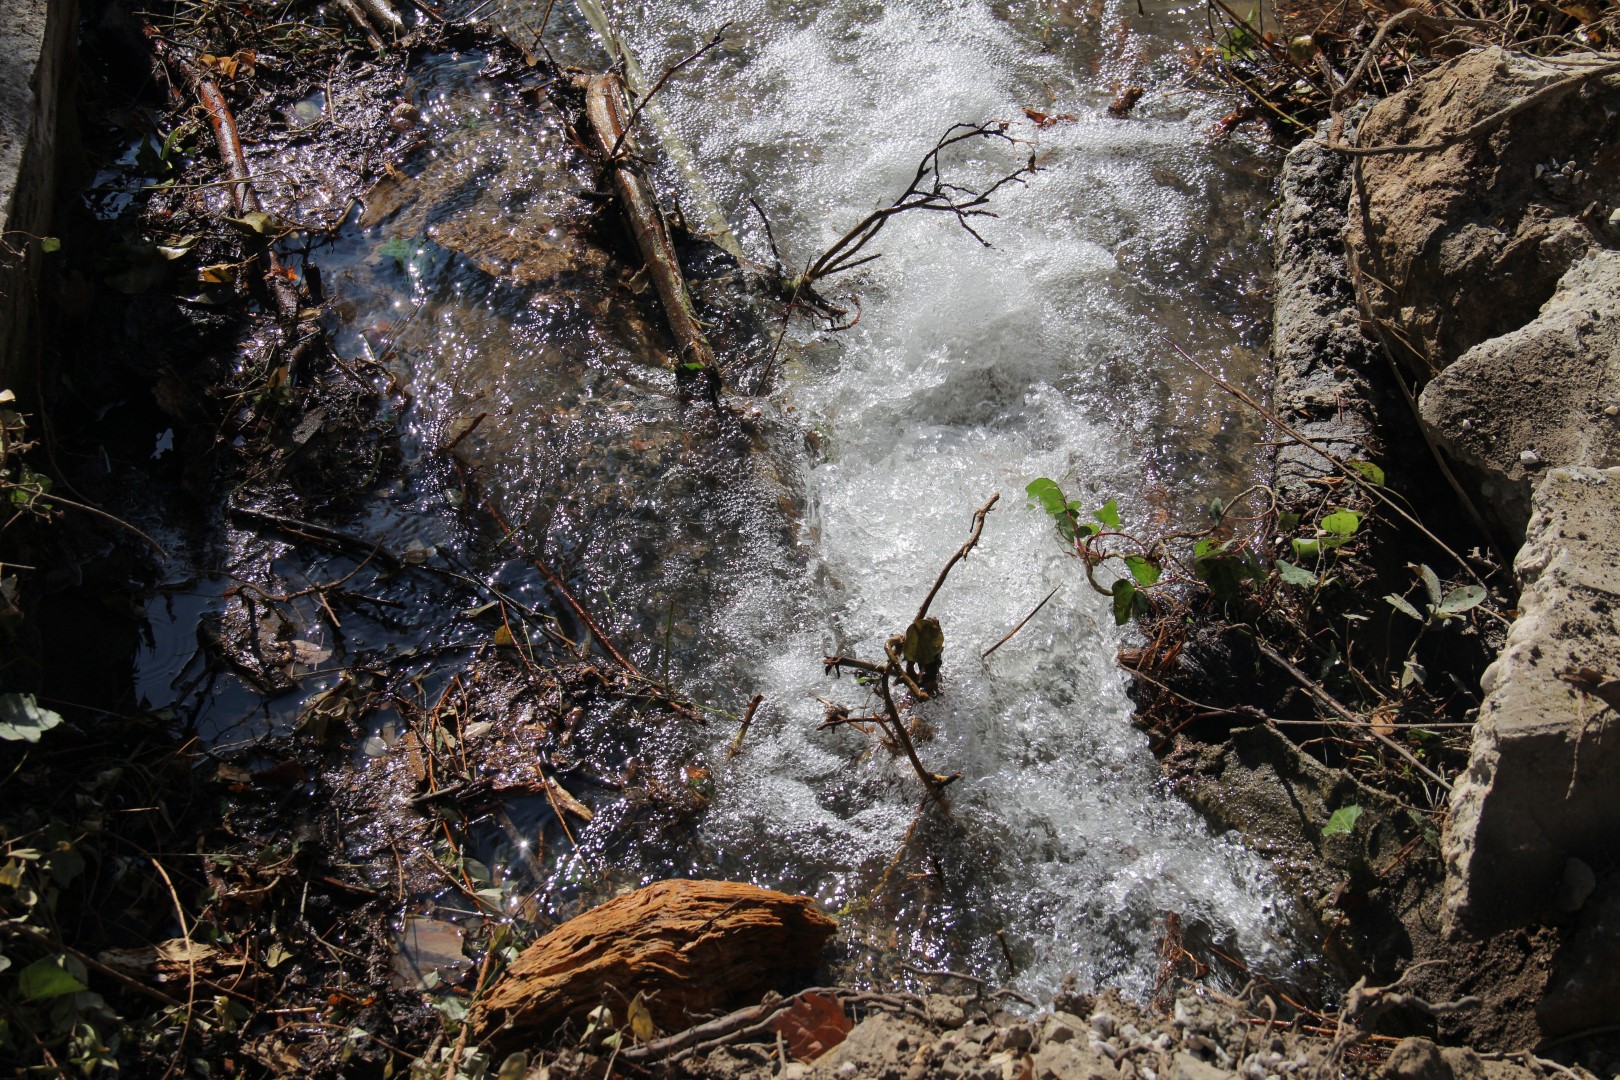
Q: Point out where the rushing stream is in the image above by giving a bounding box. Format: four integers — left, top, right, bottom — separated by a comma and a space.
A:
137, 0, 1315, 1004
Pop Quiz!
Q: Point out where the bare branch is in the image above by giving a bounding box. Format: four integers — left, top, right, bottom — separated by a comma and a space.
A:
801, 122, 1036, 286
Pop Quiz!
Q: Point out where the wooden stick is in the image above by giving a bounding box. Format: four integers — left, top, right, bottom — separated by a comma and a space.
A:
981, 585, 1059, 658
333, 0, 386, 50
583, 74, 717, 373
727, 693, 764, 759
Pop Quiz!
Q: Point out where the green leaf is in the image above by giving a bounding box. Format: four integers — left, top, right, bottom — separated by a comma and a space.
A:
1322, 805, 1363, 839
0, 693, 64, 743
1276, 511, 1301, 532
1275, 559, 1317, 587
1346, 460, 1385, 487
1025, 478, 1071, 523
1291, 537, 1322, 560
1319, 510, 1361, 537
1417, 564, 1442, 609
1111, 580, 1136, 626
1438, 585, 1487, 616
18, 955, 88, 1001
1384, 594, 1424, 621
1125, 555, 1161, 587
40, 237, 61, 254
1208, 496, 1226, 522
1092, 499, 1121, 530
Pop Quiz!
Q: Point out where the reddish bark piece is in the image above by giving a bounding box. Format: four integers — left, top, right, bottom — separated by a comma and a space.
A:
768, 991, 853, 1062
472, 879, 836, 1049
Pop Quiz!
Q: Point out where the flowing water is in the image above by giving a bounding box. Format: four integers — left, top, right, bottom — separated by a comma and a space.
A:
136, 0, 1316, 1004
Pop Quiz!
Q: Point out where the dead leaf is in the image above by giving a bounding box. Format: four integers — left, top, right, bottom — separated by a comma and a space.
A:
392, 917, 470, 990
626, 991, 656, 1042
289, 639, 332, 666
768, 991, 852, 1062
198, 263, 237, 284
250, 759, 308, 786
1108, 86, 1144, 117
542, 776, 593, 822
1022, 107, 1078, 128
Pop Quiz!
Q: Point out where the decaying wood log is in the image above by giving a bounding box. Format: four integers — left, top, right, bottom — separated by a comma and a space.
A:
472, 879, 836, 1048
581, 74, 718, 374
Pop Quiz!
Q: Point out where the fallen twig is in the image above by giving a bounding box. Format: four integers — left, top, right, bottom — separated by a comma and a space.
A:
981, 584, 1059, 658
1169, 340, 1487, 586
229, 506, 402, 568
582, 73, 718, 379
916, 493, 999, 622
727, 693, 765, 759
1253, 638, 1453, 791
800, 125, 1035, 286
609, 26, 730, 161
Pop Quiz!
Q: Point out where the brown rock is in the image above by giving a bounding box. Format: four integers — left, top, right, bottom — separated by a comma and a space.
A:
1382, 1037, 1451, 1080
1345, 47, 1620, 380
472, 879, 836, 1047
1417, 249, 1620, 535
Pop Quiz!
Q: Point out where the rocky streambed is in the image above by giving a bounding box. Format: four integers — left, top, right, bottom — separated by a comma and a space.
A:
3, 0, 1620, 1075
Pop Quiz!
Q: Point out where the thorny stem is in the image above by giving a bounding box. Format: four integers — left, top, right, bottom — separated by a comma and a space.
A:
1253, 638, 1453, 791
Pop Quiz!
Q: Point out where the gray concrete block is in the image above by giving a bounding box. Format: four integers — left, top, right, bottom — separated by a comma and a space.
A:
1443, 466, 1620, 931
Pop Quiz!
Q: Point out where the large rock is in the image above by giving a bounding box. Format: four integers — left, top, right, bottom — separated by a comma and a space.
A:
1345, 47, 1620, 381
1418, 249, 1620, 534
1442, 467, 1620, 932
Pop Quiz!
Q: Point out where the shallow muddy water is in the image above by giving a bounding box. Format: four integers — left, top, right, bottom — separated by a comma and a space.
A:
135, 0, 1314, 1005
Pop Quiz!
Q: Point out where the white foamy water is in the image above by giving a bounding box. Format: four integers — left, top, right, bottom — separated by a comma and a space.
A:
551, 0, 1313, 998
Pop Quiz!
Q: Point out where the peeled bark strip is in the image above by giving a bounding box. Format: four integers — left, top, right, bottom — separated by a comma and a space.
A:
583, 74, 717, 372
472, 879, 836, 1047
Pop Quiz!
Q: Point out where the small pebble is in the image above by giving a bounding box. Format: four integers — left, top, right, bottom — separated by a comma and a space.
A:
1091, 1012, 1118, 1038
1520, 449, 1542, 467
1604, 404, 1619, 417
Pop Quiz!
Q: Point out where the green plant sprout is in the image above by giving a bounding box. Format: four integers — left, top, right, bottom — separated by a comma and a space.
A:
1384, 562, 1488, 687
1025, 477, 1269, 623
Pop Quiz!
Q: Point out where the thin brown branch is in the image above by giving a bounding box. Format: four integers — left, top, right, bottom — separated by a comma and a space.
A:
803, 123, 1035, 284
916, 492, 999, 623
727, 693, 765, 759
1167, 341, 1486, 585
981, 585, 1060, 658
1324, 56, 1620, 155
609, 26, 731, 161
1253, 639, 1453, 791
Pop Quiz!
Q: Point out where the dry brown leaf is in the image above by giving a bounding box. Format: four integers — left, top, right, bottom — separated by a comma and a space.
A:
768, 991, 852, 1062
